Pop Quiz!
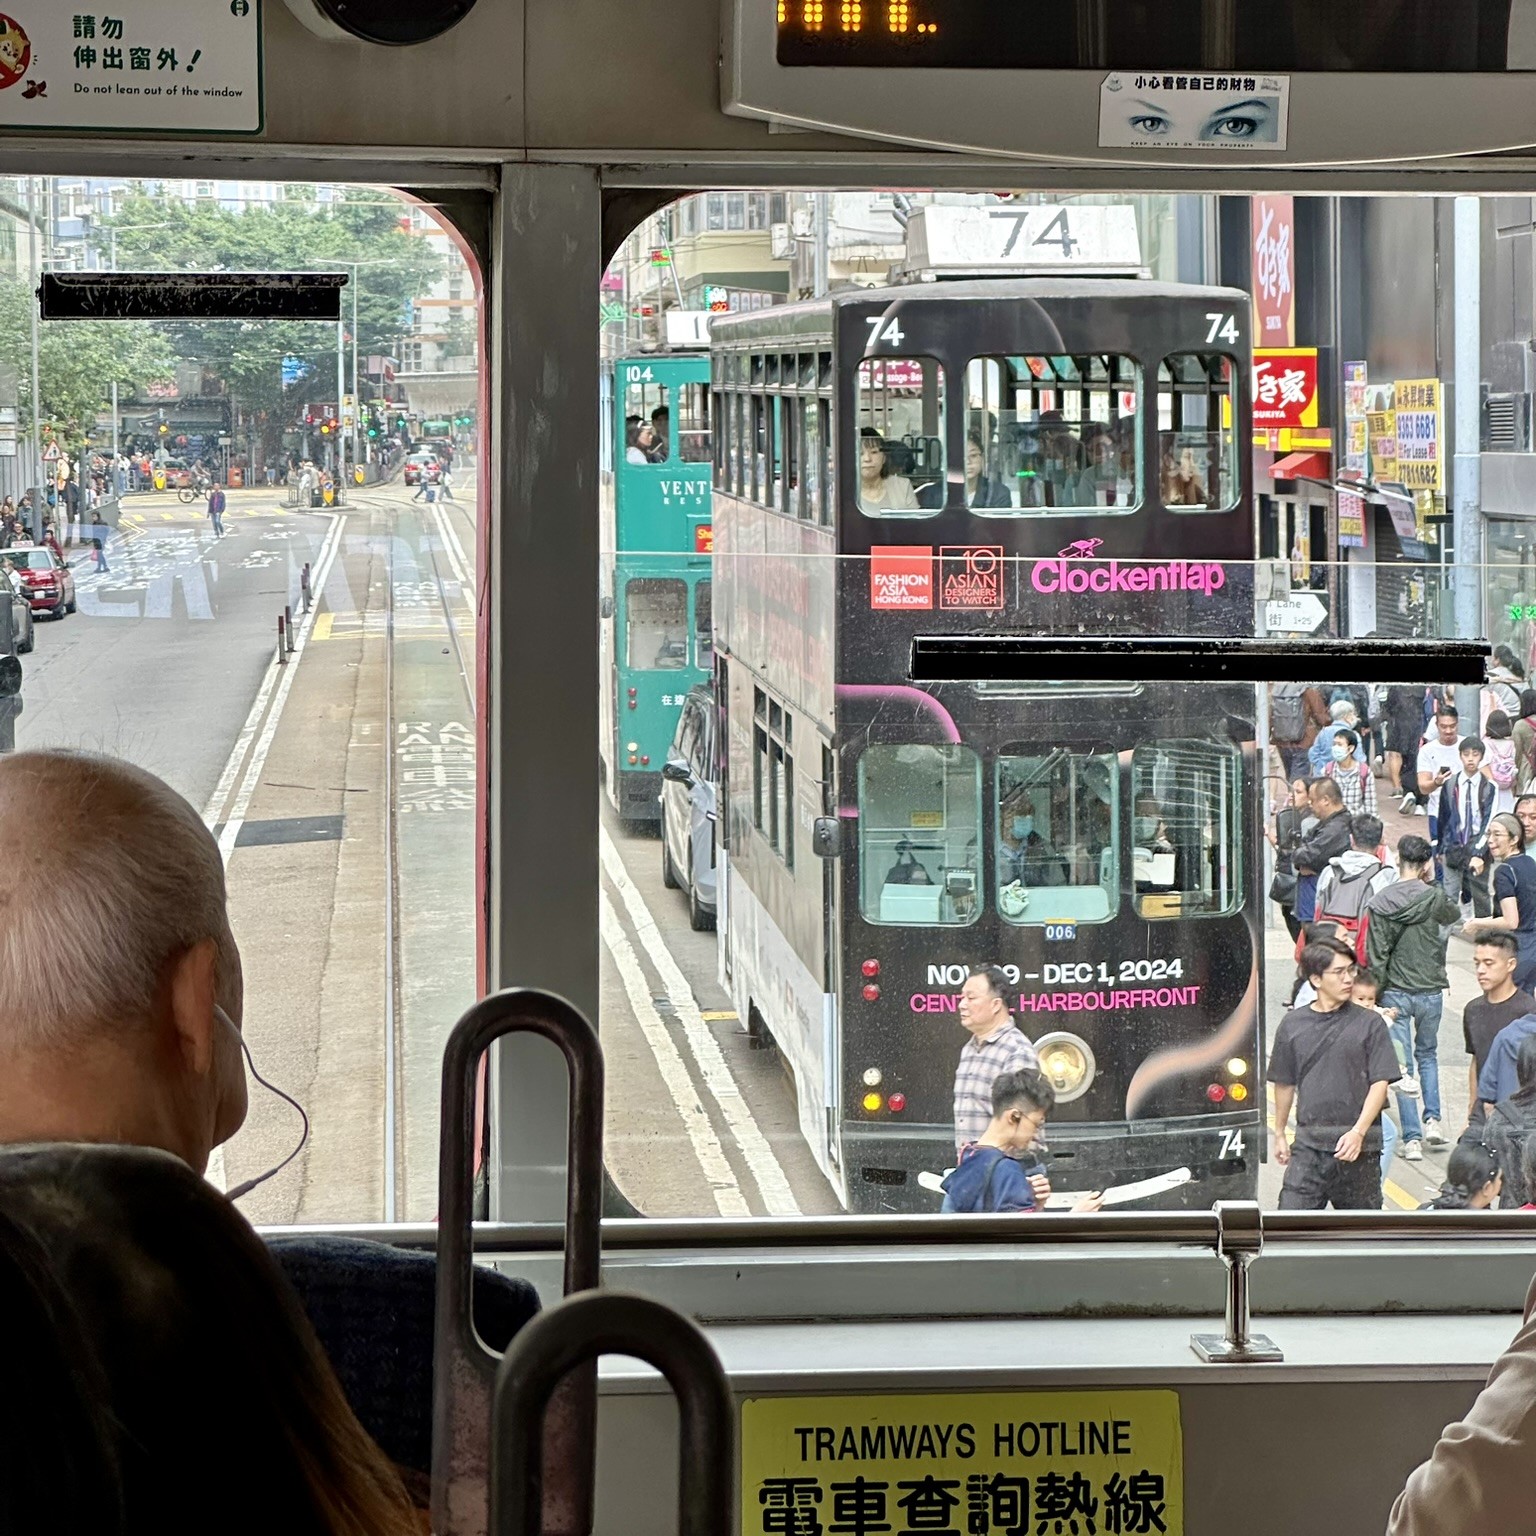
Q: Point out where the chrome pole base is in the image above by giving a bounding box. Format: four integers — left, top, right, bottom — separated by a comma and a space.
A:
1190, 1331, 1284, 1364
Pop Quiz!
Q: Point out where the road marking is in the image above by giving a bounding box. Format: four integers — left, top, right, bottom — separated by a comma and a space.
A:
599, 827, 801, 1216
430, 501, 473, 594
311, 611, 334, 642
600, 894, 750, 1217
701, 1010, 739, 1022
1383, 1178, 1418, 1211
216, 514, 349, 863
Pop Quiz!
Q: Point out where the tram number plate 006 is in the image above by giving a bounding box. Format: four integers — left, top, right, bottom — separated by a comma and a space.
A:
1043, 924, 1077, 942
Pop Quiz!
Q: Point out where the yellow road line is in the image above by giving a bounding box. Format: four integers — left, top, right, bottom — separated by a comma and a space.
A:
1383, 1178, 1419, 1211
310, 611, 333, 642
700, 1010, 737, 1022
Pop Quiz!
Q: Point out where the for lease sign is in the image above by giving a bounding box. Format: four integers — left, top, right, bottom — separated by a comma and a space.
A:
0, 1, 262, 134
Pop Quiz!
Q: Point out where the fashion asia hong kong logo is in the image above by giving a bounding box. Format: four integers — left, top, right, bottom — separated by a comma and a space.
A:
1033, 537, 1226, 597
870, 545, 934, 610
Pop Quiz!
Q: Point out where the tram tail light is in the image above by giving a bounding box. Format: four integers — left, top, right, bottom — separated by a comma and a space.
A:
640, 755, 650, 766
1230, 1083, 1249, 1103
861, 958, 880, 978
888, 1092, 907, 1113
1206, 1083, 1227, 1104
861, 1091, 883, 1114
862, 983, 880, 1002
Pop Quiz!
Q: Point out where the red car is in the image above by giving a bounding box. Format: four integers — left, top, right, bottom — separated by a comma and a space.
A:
403, 451, 442, 486
6, 545, 77, 620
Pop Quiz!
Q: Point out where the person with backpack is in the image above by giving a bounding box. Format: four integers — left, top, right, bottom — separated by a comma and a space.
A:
1315, 812, 1396, 955
1365, 833, 1462, 1161
1483, 710, 1518, 814
1419, 1141, 1504, 1211
1487, 1035, 1536, 1205
1485, 645, 1526, 726
940, 1069, 1101, 1214
1293, 777, 1354, 927
1270, 683, 1331, 782
1323, 727, 1376, 817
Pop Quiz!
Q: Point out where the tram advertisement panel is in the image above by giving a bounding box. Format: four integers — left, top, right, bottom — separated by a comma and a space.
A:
744, 1390, 1184, 1536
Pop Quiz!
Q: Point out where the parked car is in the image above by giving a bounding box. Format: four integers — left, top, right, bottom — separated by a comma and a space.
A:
6, 545, 76, 620
403, 451, 441, 486
659, 683, 719, 932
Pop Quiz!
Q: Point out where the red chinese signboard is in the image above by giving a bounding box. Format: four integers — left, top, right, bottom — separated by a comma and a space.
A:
694, 524, 714, 554
1252, 349, 1319, 431
870, 545, 934, 610
1251, 195, 1295, 346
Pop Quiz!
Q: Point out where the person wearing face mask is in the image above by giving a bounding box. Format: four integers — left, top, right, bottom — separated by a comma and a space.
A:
998, 794, 1068, 888
1323, 727, 1375, 817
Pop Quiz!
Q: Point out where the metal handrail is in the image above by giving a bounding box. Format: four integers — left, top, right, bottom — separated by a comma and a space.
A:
433, 990, 604, 1536
491, 1291, 734, 1536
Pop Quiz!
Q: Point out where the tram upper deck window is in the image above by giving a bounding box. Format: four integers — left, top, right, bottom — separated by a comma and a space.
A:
624, 374, 670, 467
858, 745, 981, 926
856, 358, 946, 517
678, 382, 711, 463
1158, 355, 1238, 512
626, 577, 689, 670
1132, 740, 1242, 918
964, 357, 1139, 515
996, 753, 1118, 926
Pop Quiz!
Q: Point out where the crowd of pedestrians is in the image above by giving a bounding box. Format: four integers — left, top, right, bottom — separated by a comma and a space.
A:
1268, 677, 1536, 1209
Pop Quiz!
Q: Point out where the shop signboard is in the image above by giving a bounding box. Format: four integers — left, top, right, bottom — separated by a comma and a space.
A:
1365, 382, 1398, 485
1395, 378, 1444, 492
1251, 196, 1296, 346
1252, 348, 1318, 430
1337, 489, 1367, 550
1343, 361, 1369, 480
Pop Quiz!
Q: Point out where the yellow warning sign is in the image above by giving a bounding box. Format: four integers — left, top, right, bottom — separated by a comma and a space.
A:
743, 1390, 1182, 1535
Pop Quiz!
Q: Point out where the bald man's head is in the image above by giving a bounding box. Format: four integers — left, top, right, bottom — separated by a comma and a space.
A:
0, 752, 246, 1169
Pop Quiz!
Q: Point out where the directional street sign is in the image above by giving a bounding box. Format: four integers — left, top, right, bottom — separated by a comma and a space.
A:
1264, 591, 1328, 633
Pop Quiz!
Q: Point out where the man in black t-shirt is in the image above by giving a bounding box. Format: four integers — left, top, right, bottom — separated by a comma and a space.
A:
1464, 932, 1536, 1134
1271, 938, 1401, 1210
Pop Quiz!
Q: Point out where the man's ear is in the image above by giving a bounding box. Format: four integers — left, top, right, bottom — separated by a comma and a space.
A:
166, 938, 220, 1079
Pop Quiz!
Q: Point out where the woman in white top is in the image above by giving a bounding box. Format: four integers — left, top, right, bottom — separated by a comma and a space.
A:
859, 427, 918, 513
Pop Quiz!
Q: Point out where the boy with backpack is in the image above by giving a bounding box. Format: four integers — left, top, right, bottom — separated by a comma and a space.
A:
940, 1069, 1101, 1214
1364, 833, 1463, 1160
1324, 728, 1376, 817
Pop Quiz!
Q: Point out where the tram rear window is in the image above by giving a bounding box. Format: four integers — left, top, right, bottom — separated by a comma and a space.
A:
858, 745, 981, 926
624, 374, 670, 466
997, 752, 1118, 926
1158, 354, 1239, 512
965, 356, 1140, 515
626, 578, 689, 670
1131, 741, 1243, 919
677, 383, 711, 463
856, 358, 946, 517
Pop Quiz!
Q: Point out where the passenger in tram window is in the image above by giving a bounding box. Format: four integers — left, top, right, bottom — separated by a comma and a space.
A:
857, 426, 918, 513
1269, 939, 1400, 1211
0, 1144, 420, 1536
1037, 411, 1082, 507
997, 792, 1068, 888
625, 420, 658, 465
1073, 425, 1127, 507
963, 430, 1011, 509
1162, 441, 1209, 507
941, 1069, 1101, 1215
951, 965, 1039, 1157
648, 404, 670, 463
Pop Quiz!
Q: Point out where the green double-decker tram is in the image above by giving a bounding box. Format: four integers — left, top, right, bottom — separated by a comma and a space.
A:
600, 352, 714, 824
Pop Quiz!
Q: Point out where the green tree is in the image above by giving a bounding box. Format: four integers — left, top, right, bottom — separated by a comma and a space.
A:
104, 187, 444, 459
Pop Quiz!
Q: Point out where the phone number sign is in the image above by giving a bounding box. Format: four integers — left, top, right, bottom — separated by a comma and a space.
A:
745, 1390, 1183, 1535
0, 1, 261, 134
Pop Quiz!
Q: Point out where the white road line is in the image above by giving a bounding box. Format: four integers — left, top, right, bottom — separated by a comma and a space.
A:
430, 501, 473, 595
216, 515, 349, 862
600, 894, 750, 1217
201, 513, 345, 832
599, 828, 801, 1216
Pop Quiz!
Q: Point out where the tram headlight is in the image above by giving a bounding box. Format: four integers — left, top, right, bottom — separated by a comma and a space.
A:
1034, 1032, 1095, 1104
862, 1068, 883, 1087
1227, 1057, 1249, 1078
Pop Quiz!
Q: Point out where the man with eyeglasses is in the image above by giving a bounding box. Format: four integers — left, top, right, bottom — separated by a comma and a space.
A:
1270, 938, 1401, 1209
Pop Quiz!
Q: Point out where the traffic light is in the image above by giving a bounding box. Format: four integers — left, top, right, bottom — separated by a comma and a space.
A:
367, 410, 380, 439
319, 421, 332, 436
158, 422, 169, 436
395, 414, 407, 433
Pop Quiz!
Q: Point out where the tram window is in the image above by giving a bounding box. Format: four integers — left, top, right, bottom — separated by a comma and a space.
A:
858, 745, 981, 926
964, 356, 1139, 514
856, 358, 946, 517
995, 752, 1118, 926
694, 580, 712, 669
1158, 354, 1238, 511
678, 383, 711, 463
820, 398, 835, 526
732, 393, 747, 497
1131, 740, 1242, 918
801, 398, 822, 523
623, 376, 670, 466
782, 396, 801, 517
751, 394, 773, 503
625, 578, 689, 671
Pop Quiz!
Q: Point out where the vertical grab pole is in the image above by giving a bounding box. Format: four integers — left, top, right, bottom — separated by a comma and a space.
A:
433, 990, 605, 1536
1190, 1201, 1283, 1362
492, 1291, 735, 1536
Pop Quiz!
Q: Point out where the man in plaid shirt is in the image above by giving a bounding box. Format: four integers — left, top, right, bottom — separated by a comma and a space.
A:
953, 964, 1039, 1153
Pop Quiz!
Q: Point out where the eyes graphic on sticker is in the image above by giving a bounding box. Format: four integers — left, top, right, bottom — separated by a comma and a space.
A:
0, 16, 30, 91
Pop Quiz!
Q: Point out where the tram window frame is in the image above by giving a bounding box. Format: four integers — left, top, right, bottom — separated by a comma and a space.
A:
624, 576, 690, 672
712, 390, 727, 491
857, 744, 983, 927
1130, 738, 1243, 920
752, 392, 774, 503
963, 355, 1141, 517
855, 356, 947, 519
820, 395, 835, 527
995, 751, 1120, 927
801, 394, 823, 524
678, 381, 711, 464
782, 393, 802, 518
1157, 353, 1239, 514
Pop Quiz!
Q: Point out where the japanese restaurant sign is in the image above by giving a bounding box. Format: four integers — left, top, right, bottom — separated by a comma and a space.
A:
1252, 348, 1319, 431
0, 1, 262, 134
744, 1389, 1185, 1536
1251, 196, 1295, 346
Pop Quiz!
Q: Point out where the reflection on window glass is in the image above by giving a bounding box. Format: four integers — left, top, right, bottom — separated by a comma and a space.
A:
694, 579, 712, 668
626, 577, 688, 670
1131, 740, 1241, 917
858, 744, 980, 925
996, 752, 1118, 925
624, 378, 670, 466
856, 358, 946, 517
964, 356, 1139, 514
677, 382, 711, 463
1158, 354, 1237, 510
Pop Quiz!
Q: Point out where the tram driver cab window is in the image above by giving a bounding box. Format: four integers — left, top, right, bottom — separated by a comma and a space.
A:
1131, 740, 1242, 917
996, 752, 1118, 925
858, 744, 980, 925
626, 577, 688, 670
856, 358, 946, 516
1158, 354, 1238, 511
965, 357, 1139, 514
624, 375, 671, 465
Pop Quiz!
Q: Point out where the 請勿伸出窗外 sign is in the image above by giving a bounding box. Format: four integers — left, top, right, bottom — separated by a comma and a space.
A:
0, 2, 261, 134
